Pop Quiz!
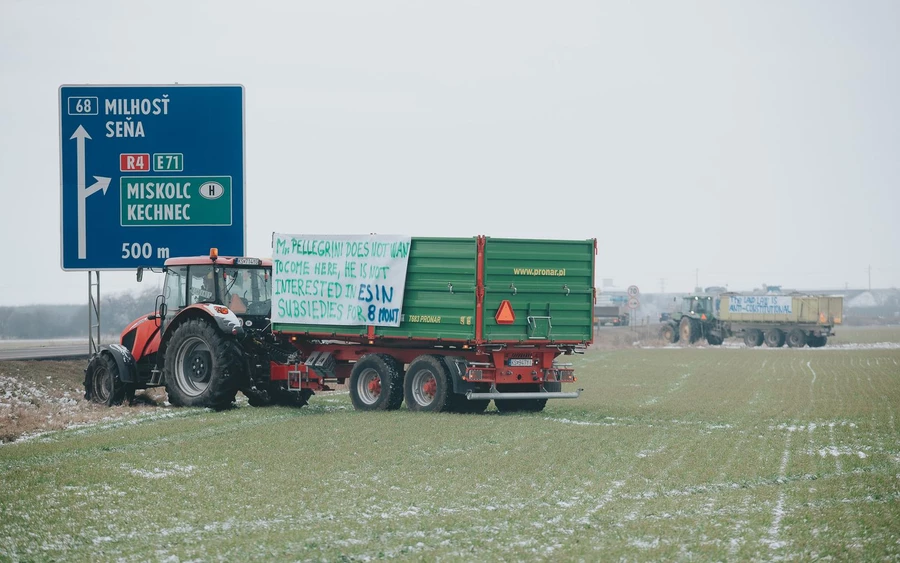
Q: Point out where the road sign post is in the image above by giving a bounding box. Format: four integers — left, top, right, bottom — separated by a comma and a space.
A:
59, 84, 245, 270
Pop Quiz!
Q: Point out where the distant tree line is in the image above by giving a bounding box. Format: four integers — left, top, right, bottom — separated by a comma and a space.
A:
0, 287, 161, 339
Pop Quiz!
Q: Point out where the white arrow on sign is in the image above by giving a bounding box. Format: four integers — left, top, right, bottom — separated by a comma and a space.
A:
70, 125, 110, 260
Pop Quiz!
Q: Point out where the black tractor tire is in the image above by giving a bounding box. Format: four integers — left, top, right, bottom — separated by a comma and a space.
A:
349, 354, 404, 411
764, 328, 785, 348
787, 329, 808, 348
743, 329, 763, 348
495, 384, 548, 413
808, 335, 828, 348
660, 323, 678, 343
164, 318, 241, 410
706, 334, 724, 346
84, 353, 127, 406
679, 318, 699, 344
404, 355, 454, 413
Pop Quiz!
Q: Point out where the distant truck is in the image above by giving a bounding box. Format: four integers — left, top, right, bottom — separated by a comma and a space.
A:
85, 236, 595, 413
659, 293, 842, 348
594, 305, 629, 327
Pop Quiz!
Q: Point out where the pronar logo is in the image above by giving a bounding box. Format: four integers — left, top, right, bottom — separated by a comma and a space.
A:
198, 181, 225, 200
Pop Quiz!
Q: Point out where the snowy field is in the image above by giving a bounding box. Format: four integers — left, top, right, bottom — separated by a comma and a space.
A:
1, 344, 899, 561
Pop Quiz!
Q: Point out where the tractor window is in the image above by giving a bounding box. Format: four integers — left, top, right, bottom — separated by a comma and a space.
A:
222, 267, 271, 315
164, 266, 188, 310
188, 265, 217, 305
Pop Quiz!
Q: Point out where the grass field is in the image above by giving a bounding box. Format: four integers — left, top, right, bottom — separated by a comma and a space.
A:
1, 338, 899, 560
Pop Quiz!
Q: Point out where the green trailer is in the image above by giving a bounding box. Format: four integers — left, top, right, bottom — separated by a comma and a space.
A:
272, 236, 596, 413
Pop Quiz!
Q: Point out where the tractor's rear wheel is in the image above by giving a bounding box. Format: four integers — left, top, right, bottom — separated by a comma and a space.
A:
404, 355, 453, 413
349, 354, 403, 411
84, 353, 127, 406
679, 318, 699, 344
164, 318, 241, 410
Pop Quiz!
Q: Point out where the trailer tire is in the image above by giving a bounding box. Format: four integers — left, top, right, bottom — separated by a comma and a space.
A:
349, 354, 403, 411
494, 384, 548, 413
808, 335, 828, 348
744, 329, 763, 347
660, 323, 678, 343
404, 355, 453, 413
276, 388, 314, 408
448, 394, 490, 414
84, 353, 127, 406
706, 334, 724, 346
764, 328, 785, 348
787, 329, 807, 348
679, 318, 699, 344
164, 318, 241, 410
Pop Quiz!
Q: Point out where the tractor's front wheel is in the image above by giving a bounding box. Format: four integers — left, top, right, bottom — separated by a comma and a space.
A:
164, 318, 241, 410
84, 354, 127, 406
660, 323, 678, 343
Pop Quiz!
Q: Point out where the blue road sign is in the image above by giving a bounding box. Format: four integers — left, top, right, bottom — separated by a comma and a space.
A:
59, 84, 245, 270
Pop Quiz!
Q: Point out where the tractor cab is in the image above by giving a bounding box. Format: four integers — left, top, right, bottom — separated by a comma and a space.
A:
681, 294, 715, 320
160, 249, 272, 327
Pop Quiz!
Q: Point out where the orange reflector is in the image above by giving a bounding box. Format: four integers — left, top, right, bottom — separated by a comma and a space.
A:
701, 314, 707, 320
495, 300, 515, 324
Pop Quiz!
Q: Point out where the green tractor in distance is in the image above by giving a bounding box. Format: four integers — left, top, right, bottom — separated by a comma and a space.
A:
659, 293, 725, 346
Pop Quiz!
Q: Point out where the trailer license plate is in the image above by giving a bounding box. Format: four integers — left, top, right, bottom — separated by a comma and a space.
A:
508, 359, 532, 367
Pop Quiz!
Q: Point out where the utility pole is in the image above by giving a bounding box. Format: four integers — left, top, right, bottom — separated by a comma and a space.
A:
868, 265, 871, 291
660, 278, 666, 294
695, 268, 699, 290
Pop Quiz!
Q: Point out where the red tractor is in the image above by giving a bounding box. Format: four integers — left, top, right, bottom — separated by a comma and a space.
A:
83, 249, 307, 409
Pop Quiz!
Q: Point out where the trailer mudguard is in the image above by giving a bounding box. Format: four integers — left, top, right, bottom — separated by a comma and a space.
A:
441, 356, 476, 395
96, 344, 139, 384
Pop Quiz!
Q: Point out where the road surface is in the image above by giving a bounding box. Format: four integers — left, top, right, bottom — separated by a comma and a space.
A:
0, 342, 91, 361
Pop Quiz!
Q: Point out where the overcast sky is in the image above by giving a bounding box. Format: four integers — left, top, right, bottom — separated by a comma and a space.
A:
1, 0, 898, 306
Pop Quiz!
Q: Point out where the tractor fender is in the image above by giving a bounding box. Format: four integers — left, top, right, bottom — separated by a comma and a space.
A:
92, 344, 138, 384
160, 304, 245, 356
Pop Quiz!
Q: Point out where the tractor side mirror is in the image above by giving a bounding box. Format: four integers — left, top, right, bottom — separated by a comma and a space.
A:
136, 267, 144, 282
159, 302, 167, 320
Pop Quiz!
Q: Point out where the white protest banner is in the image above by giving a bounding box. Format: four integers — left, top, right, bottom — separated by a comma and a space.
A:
272, 233, 412, 327
728, 295, 793, 315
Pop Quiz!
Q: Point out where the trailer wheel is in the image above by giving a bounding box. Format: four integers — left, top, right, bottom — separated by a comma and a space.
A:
164, 318, 241, 410
764, 328, 785, 348
787, 329, 807, 348
349, 354, 403, 411
404, 355, 453, 413
448, 394, 490, 414
660, 323, 678, 343
744, 329, 763, 347
706, 334, 724, 346
277, 388, 314, 408
679, 318, 698, 344
808, 335, 828, 348
495, 384, 547, 413
84, 354, 127, 406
